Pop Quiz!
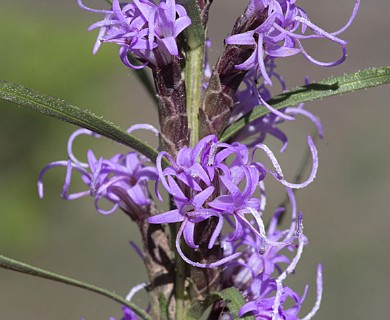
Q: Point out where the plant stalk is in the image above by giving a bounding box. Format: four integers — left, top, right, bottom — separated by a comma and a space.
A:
185, 45, 204, 148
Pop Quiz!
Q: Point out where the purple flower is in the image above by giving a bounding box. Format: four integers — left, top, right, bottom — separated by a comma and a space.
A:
78, 0, 191, 68
225, 0, 360, 82
38, 125, 158, 219
148, 135, 316, 267
149, 135, 242, 267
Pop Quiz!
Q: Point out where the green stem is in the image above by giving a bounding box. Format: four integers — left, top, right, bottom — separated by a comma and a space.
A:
176, 38, 204, 320
0, 255, 151, 320
175, 1, 205, 317
185, 45, 204, 148
177, 0, 205, 148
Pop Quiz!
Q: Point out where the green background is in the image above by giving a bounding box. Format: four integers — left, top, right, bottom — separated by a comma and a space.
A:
0, 0, 389, 318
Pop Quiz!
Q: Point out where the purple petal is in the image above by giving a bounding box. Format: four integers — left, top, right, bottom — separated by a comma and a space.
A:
148, 209, 184, 224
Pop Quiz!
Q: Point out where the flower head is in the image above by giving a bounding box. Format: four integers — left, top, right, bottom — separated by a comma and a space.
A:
78, 0, 191, 68
38, 125, 158, 219
148, 134, 317, 267
225, 0, 360, 82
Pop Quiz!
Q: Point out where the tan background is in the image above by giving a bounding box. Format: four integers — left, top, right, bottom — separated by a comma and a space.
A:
0, 0, 389, 318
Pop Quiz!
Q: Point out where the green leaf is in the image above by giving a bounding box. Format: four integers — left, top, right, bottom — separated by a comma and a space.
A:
0, 254, 152, 320
187, 295, 218, 319
211, 288, 255, 320
0, 80, 159, 163
220, 66, 390, 142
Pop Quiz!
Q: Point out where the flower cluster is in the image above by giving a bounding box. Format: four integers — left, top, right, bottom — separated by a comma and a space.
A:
78, 0, 191, 68
38, 125, 158, 219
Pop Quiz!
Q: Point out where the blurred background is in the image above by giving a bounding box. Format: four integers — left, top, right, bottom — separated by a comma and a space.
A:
0, 0, 389, 318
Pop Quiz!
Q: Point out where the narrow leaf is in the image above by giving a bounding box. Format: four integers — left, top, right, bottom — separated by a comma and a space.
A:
0, 255, 151, 320
0, 80, 159, 163
220, 66, 390, 142
212, 288, 255, 320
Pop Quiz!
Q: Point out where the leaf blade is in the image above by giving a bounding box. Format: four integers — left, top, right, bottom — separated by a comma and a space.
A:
220, 66, 390, 142
0, 254, 152, 320
0, 80, 159, 162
